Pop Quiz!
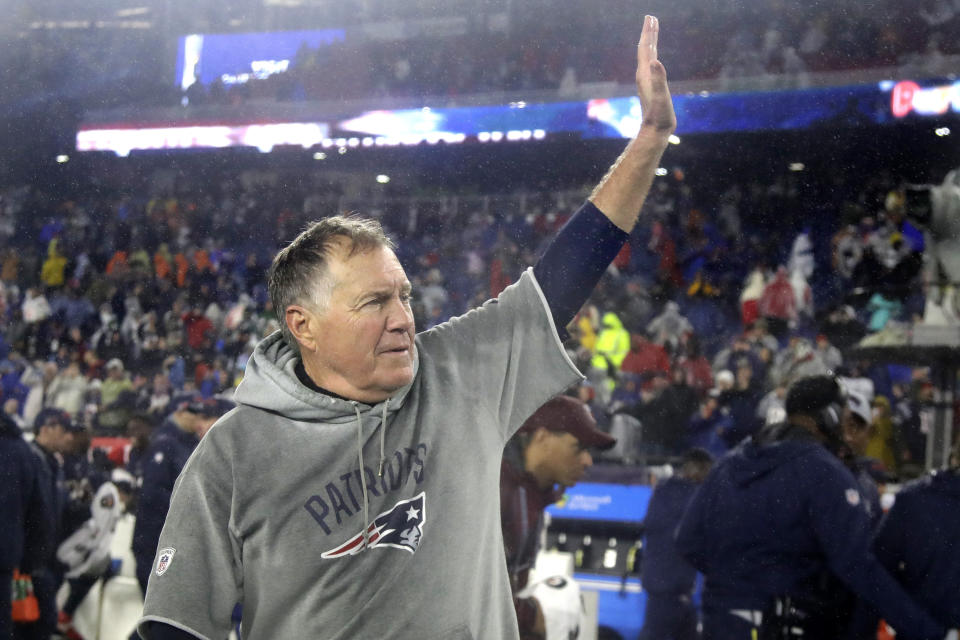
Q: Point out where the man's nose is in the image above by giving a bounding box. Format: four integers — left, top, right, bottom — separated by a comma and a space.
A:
386, 296, 414, 331
581, 451, 593, 467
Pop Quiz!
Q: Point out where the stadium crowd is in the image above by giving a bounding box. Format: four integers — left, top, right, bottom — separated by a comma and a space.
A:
0, 148, 941, 483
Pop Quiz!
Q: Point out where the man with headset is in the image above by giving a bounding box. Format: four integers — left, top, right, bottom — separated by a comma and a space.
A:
675, 374, 952, 640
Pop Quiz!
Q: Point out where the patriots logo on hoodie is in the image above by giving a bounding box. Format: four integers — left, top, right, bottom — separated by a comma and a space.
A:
321, 492, 426, 559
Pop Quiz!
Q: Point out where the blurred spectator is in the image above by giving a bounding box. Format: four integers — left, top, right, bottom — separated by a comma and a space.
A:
647, 301, 692, 351
21, 360, 59, 429
620, 333, 671, 378
0, 411, 52, 640
27, 408, 82, 639
813, 333, 843, 372
47, 362, 88, 418
770, 336, 829, 388
591, 311, 630, 374
841, 389, 883, 527
757, 266, 796, 341
739, 265, 767, 327
22, 287, 52, 324
101, 358, 133, 408
868, 395, 901, 473
687, 391, 732, 457
755, 384, 787, 427
40, 239, 68, 289
639, 448, 714, 640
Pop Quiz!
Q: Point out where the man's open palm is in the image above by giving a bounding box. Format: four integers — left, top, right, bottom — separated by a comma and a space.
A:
637, 15, 677, 136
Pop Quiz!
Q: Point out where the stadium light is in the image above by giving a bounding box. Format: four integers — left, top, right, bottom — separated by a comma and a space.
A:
655, 168, 668, 176
313, 152, 326, 160
338, 147, 347, 154
56, 155, 69, 163
376, 174, 390, 184
789, 162, 805, 171
935, 127, 951, 137
668, 135, 680, 145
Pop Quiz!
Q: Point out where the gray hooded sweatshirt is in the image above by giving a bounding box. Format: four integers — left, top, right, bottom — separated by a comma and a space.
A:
138, 269, 582, 640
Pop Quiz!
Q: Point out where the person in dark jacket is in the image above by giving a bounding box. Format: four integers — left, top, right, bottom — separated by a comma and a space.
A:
675, 375, 948, 640
501, 395, 616, 640
849, 440, 960, 637
0, 412, 53, 640
25, 407, 79, 640
639, 448, 713, 640
131, 394, 235, 598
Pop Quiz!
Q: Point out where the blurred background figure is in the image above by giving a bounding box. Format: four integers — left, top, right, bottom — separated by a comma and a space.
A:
639, 448, 714, 640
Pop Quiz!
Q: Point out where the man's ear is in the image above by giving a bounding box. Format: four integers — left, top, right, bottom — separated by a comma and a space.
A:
531, 427, 552, 444
285, 305, 319, 353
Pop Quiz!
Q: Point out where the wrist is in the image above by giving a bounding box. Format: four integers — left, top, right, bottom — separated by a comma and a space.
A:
636, 124, 673, 147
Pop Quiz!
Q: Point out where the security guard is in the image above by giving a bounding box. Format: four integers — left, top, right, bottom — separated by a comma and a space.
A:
675, 375, 948, 640
131, 394, 235, 598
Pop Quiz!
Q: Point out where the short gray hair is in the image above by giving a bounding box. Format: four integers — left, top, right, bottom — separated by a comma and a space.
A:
268, 215, 395, 351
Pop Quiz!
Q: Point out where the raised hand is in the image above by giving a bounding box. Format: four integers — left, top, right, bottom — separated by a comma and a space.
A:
636, 15, 677, 136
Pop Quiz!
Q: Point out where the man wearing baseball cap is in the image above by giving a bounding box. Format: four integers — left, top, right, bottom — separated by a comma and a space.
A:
131, 394, 235, 618
26, 408, 82, 639
842, 387, 884, 527
500, 395, 615, 640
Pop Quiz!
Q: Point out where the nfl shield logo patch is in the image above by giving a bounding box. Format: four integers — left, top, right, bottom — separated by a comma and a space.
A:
155, 547, 176, 576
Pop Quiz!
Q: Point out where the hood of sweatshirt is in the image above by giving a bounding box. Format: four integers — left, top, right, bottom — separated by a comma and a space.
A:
725, 426, 821, 487
235, 330, 419, 423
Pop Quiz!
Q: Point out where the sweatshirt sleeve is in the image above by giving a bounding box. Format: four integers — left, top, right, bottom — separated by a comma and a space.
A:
417, 268, 584, 443
533, 201, 630, 333
137, 431, 242, 640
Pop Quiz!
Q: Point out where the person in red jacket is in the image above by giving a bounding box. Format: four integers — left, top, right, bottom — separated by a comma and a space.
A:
621, 333, 672, 378
500, 395, 616, 640
757, 265, 796, 341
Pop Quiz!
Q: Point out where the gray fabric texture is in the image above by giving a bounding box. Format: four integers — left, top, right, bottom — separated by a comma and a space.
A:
138, 268, 583, 640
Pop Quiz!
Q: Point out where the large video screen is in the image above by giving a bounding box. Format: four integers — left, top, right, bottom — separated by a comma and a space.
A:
175, 29, 346, 90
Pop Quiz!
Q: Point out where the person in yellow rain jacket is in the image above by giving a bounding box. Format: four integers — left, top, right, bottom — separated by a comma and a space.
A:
40, 239, 68, 288
591, 311, 630, 373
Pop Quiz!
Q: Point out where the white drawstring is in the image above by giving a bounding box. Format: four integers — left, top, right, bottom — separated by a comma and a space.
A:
353, 399, 390, 553
378, 399, 389, 476
352, 402, 370, 551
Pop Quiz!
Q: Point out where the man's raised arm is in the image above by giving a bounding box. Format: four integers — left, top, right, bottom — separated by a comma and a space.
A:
589, 15, 677, 232
534, 16, 677, 331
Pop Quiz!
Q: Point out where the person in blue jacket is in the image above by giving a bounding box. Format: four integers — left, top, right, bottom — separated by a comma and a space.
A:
639, 447, 713, 640
131, 395, 235, 598
675, 375, 949, 640
850, 440, 960, 637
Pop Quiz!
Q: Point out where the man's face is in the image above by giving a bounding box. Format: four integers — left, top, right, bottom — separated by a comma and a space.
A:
538, 431, 594, 488
302, 243, 416, 404
842, 411, 870, 456
41, 421, 73, 453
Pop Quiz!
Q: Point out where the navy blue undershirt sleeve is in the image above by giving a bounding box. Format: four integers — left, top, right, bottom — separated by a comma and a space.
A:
148, 622, 202, 640
533, 201, 630, 335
